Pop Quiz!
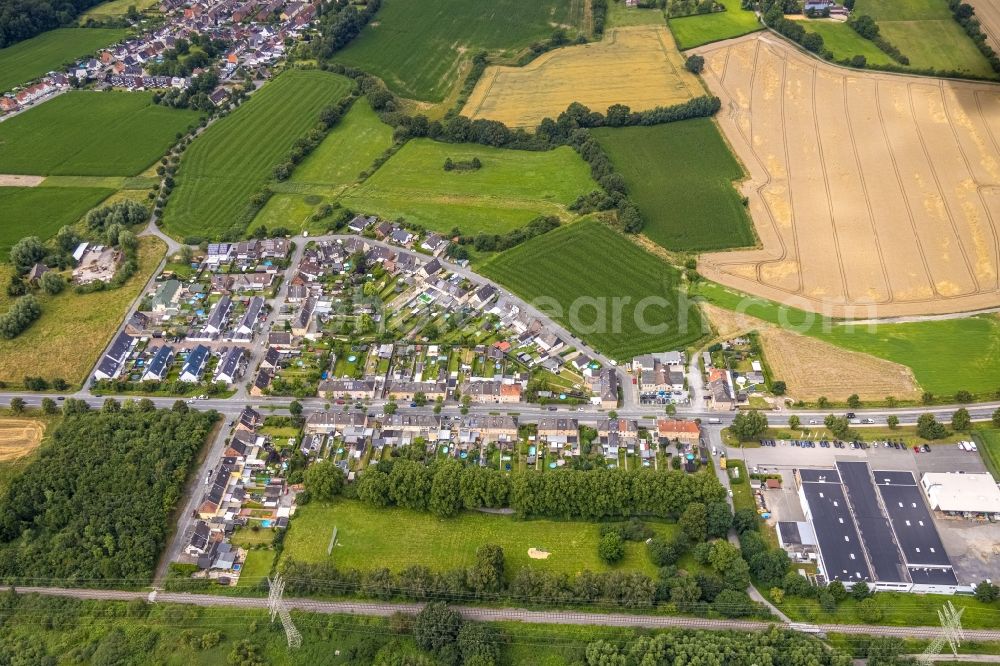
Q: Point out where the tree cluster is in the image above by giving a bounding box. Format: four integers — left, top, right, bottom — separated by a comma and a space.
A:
455, 215, 560, 254
592, 0, 608, 37
86, 199, 149, 233
355, 458, 726, 520
412, 602, 503, 666
583, 626, 852, 666
763, 2, 826, 54
153, 70, 222, 111
442, 156, 482, 171
0, 405, 217, 585
0, 294, 41, 339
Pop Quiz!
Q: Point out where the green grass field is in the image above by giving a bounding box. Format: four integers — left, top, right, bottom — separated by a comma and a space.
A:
342, 140, 595, 235
289, 99, 394, 192
775, 590, 1000, 629
480, 217, 706, 359
694, 280, 1000, 396
592, 119, 755, 252
0, 91, 200, 176
668, 0, 763, 49
973, 428, 1000, 482
854, 0, 996, 77
333, 0, 583, 102
0, 186, 113, 259
607, 1, 666, 27
800, 20, 895, 65
252, 193, 331, 235
79, 0, 160, 22
0, 28, 127, 92
161, 70, 352, 240
281, 499, 669, 577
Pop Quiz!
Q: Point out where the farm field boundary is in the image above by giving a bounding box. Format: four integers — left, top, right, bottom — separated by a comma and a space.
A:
695, 33, 1000, 318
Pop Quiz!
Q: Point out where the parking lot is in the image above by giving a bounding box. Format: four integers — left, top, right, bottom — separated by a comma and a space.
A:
725, 438, 999, 585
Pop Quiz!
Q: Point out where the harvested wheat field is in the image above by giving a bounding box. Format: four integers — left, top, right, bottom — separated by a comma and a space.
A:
759, 328, 920, 401
695, 34, 1000, 318
0, 418, 45, 462
462, 26, 704, 128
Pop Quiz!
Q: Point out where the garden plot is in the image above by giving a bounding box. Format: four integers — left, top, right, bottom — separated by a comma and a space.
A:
695, 33, 1000, 317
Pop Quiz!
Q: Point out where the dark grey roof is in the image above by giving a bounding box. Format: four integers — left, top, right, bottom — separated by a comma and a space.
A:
238, 296, 264, 331
800, 475, 872, 583
106, 330, 134, 363
145, 345, 175, 379
205, 295, 232, 330
217, 346, 244, 378
182, 345, 210, 379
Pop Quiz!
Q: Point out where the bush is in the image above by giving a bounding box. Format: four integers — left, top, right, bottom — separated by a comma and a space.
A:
598, 532, 625, 564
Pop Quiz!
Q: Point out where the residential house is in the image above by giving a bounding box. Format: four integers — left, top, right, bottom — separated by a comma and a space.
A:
656, 419, 701, 444
214, 347, 246, 384
237, 406, 263, 433
180, 344, 211, 382
598, 367, 619, 409
317, 378, 377, 400
597, 418, 639, 458
94, 331, 137, 380
141, 345, 175, 382
236, 296, 264, 336
125, 311, 151, 336
250, 368, 272, 396
385, 381, 447, 402
291, 297, 315, 337
204, 295, 232, 335
152, 279, 182, 313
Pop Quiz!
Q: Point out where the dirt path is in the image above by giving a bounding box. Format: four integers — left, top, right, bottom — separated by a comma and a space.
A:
0, 175, 44, 187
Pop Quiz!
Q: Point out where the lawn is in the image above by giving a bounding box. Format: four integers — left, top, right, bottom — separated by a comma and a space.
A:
592, 119, 756, 252
289, 98, 395, 192
237, 549, 275, 588
0, 28, 127, 93
161, 69, 352, 241
333, 0, 584, 102
694, 280, 1000, 397
775, 590, 1000, 629
668, 0, 763, 49
607, 1, 666, 28
0, 236, 165, 387
0, 91, 200, 176
800, 20, 894, 65
854, 0, 996, 78
0, 186, 114, 260
281, 499, 669, 577
252, 193, 331, 235
479, 217, 707, 359
342, 140, 596, 235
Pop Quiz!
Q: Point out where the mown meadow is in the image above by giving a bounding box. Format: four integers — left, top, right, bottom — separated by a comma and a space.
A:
0, 28, 127, 92
668, 0, 762, 49
0, 91, 200, 176
593, 119, 756, 252
341, 140, 596, 235
160, 69, 353, 240
481, 217, 706, 359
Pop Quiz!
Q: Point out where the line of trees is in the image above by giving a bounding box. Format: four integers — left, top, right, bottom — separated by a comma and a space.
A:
312, 0, 382, 59
0, 403, 217, 586
948, 0, 1000, 73
846, 14, 908, 65
354, 457, 727, 520
272, 93, 358, 181
592, 0, 608, 37
450, 214, 560, 256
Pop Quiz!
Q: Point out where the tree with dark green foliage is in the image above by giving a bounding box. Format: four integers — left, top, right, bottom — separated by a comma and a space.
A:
685, 54, 705, 74
304, 459, 345, 500
730, 410, 768, 440
951, 407, 971, 431
917, 413, 947, 440
9, 397, 25, 414
974, 580, 999, 603
598, 531, 625, 564
706, 501, 732, 539
413, 602, 463, 654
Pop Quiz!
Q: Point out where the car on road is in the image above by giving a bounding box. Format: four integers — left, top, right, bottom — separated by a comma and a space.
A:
922, 444, 931, 453
409, 402, 417, 407
846, 412, 856, 419
913, 445, 921, 453
808, 419, 819, 425
861, 418, 875, 424
57, 396, 65, 401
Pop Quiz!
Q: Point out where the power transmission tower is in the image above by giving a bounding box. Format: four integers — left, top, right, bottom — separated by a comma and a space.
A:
919, 601, 964, 663
267, 575, 302, 649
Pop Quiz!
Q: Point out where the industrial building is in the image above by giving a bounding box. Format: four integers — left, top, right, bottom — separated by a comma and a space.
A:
793, 461, 965, 594
920, 472, 1000, 518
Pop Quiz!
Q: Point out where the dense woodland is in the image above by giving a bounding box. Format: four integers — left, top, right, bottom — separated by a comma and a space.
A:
0, 402, 217, 585
0, 0, 104, 48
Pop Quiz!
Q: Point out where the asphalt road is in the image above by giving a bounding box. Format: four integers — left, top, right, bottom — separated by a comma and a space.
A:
7, 585, 1000, 642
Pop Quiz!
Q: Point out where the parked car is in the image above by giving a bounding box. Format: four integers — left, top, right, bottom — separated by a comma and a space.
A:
922, 444, 931, 453
913, 445, 921, 453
